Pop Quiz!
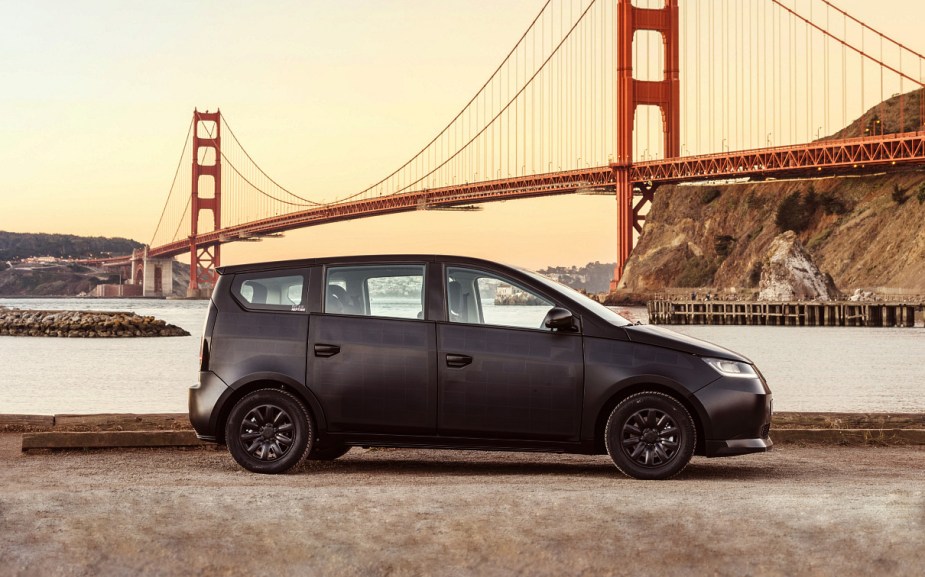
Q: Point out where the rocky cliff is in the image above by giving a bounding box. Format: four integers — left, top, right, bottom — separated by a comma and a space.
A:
757, 231, 839, 301
617, 169, 925, 296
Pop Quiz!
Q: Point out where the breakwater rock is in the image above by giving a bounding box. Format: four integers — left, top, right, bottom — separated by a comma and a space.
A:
0, 308, 190, 338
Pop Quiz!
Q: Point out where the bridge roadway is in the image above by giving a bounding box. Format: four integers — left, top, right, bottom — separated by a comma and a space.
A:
99, 130, 925, 266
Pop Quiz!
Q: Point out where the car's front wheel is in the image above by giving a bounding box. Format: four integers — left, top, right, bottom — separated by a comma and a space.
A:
605, 391, 696, 480
225, 389, 313, 474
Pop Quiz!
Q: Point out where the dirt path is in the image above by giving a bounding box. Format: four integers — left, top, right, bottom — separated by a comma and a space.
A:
1, 434, 923, 577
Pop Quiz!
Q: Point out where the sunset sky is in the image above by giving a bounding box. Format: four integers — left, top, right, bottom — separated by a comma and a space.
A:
2, 0, 923, 270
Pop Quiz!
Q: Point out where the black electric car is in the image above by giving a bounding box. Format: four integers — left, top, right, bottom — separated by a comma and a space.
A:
190, 255, 772, 480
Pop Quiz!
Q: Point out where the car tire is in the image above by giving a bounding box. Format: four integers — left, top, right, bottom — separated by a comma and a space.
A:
605, 391, 696, 480
307, 443, 351, 461
225, 389, 313, 474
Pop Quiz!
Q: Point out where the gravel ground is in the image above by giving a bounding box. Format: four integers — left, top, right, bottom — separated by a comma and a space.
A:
1, 433, 923, 577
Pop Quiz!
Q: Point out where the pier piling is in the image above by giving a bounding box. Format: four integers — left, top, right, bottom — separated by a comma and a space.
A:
647, 300, 920, 327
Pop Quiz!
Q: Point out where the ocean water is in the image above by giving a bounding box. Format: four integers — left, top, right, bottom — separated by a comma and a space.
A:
0, 298, 922, 414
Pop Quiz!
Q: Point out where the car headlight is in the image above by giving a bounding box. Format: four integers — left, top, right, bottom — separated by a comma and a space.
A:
702, 357, 758, 378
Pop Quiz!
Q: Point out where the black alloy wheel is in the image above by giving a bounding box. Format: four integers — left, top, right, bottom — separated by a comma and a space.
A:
225, 389, 313, 474
605, 391, 696, 480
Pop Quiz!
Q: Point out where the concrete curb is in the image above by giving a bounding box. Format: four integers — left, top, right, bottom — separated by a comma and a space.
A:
17, 428, 925, 451
21, 431, 207, 451
6, 414, 925, 450
772, 429, 925, 445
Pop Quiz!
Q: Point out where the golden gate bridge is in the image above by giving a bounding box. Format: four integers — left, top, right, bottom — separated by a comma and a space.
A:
102, 0, 925, 296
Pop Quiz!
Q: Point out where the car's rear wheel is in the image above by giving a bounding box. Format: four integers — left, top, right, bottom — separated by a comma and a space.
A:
307, 443, 351, 461
605, 391, 695, 480
225, 389, 312, 474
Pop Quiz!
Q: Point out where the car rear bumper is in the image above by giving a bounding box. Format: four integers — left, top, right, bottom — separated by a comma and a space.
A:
189, 371, 229, 442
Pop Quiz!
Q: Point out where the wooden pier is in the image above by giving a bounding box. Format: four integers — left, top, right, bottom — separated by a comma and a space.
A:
647, 300, 921, 327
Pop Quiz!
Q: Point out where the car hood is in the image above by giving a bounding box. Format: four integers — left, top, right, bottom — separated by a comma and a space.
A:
623, 325, 752, 363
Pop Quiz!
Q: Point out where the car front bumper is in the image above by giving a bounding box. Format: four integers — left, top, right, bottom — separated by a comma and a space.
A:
695, 374, 773, 458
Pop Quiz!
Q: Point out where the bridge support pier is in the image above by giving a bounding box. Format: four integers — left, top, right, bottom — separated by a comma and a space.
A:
611, 0, 679, 291
611, 168, 633, 292
129, 247, 176, 297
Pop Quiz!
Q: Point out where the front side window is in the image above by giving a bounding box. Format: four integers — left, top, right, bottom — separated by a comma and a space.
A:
446, 267, 555, 330
233, 273, 305, 312
325, 265, 425, 320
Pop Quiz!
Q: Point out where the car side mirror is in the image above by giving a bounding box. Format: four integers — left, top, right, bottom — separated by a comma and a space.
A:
543, 307, 576, 331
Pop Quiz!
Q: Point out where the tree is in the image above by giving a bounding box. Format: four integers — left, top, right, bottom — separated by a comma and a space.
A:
775, 192, 812, 232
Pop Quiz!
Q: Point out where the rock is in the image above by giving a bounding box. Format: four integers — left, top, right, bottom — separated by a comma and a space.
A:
847, 288, 877, 302
758, 231, 840, 301
0, 309, 190, 338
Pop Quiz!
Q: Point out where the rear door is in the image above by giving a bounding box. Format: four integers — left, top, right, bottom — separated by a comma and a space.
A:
308, 263, 436, 434
437, 265, 584, 441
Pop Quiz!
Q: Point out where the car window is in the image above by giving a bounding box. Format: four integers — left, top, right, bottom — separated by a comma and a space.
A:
325, 265, 425, 320
233, 273, 305, 312
446, 267, 555, 330
520, 268, 632, 327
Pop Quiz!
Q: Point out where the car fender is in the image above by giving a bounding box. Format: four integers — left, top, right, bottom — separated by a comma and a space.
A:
212, 371, 328, 439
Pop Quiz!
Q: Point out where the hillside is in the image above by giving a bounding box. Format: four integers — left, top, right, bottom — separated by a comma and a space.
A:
826, 88, 923, 140
537, 262, 616, 293
616, 170, 925, 296
615, 87, 925, 299
0, 262, 120, 296
0, 231, 141, 261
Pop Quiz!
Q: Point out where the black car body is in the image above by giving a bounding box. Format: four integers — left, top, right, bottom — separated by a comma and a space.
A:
190, 255, 772, 479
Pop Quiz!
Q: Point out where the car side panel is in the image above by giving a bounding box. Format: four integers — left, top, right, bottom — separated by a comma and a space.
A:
437, 324, 583, 440
581, 336, 720, 441
308, 315, 437, 434
208, 309, 309, 393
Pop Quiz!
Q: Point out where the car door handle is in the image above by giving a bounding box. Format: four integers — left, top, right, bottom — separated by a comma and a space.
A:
314, 343, 341, 358
445, 353, 472, 368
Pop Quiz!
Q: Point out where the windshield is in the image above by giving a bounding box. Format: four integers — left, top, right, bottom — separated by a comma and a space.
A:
519, 269, 633, 327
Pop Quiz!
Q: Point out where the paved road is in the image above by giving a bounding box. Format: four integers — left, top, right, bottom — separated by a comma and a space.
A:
1, 434, 923, 577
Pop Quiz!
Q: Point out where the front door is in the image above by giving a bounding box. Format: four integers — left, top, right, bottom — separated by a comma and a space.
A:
309, 264, 436, 434
437, 266, 584, 441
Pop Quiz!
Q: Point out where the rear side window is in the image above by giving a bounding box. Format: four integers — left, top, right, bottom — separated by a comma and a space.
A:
232, 272, 306, 312
325, 264, 425, 320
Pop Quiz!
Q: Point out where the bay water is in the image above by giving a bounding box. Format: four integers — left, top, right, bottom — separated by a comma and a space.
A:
0, 298, 922, 415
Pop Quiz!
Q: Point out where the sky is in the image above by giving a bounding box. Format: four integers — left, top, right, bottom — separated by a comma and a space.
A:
2, 0, 924, 270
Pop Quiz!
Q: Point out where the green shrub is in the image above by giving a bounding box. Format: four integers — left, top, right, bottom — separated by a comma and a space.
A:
819, 190, 848, 214
804, 185, 818, 211
807, 228, 833, 251
676, 256, 718, 287
713, 235, 736, 258
775, 192, 812, 232
701, 188, 721, 204
892, 183, 908, 205
747, 261, 763, 287
917, 184, 925, 204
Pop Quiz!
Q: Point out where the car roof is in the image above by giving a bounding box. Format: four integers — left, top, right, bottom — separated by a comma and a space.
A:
216, 254, 524, 275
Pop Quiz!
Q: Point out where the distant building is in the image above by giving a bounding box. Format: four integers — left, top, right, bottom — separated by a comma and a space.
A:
23, 256, 59, 263
495, 283, 515, 298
